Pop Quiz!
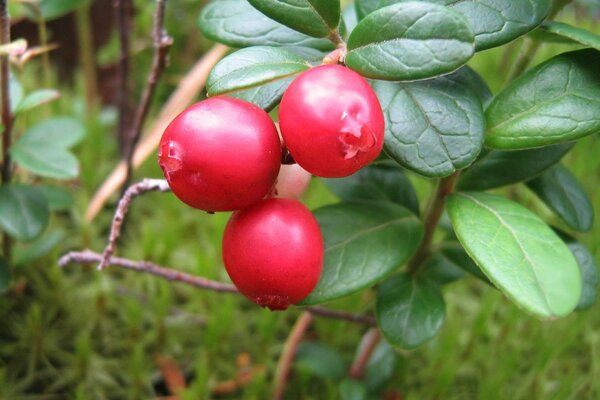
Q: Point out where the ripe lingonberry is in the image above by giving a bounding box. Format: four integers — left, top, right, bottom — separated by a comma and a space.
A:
222, 198, 323, 310
158, 97, 281, 212
279, 64, 385, 178
274, 164, 312, 199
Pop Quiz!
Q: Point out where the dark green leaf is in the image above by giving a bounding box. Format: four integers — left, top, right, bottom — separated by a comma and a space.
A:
422, 242, 490, 285
40, 0, 86, 20
248, 0, 340, 38
39, 185, 73, 212
295, 341, 348, 380
198, 0, 333, 49
447, 192, 581, 318
364, 341, 397, 392
537, 21, 600, 51
0, 185, 49, 241
228, 76, 294, 112
557, 234, 598, 311
458, 143, 574, 191
486, 49, 600, 149
526, 164, 593, 232
324, 162, 419, 215
14, 230, 66, 267
376, 273, 445, 349
339, 379, 368, 400
372, 69, 484, 177
207, 47, 310, 96
14, 89, 60, 114
346, 2, 474, 81
446, 66, 493, 109
301, 201, 423, 305
354, 0, 379, 20
0, 257, 10, 295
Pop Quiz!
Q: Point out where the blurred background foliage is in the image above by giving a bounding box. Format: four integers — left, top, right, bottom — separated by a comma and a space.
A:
0, 0, 599, 399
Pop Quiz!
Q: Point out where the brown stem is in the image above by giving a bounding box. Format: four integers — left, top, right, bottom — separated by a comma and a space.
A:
0, 0, 13, 261
349, 328, 381, 380
406, 172, 460, 275
272, 312, 313, 400
75, 3, 99, 117
99, 178, 170, 270
123, 0, 173, 190
114, 0, 134, 156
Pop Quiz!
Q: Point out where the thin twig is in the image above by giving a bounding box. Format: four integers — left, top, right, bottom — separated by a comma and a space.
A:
59, 250, 375, 325
0, 0, 13, 261
349, 328, 381, 380
123, 0, 173, 190
406, 172, 460, 275
98, 178, 171, 270
272, 312, 313, 400
114, 0, 134, 156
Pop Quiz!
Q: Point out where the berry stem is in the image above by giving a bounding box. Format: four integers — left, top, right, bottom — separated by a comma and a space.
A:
406, 171, 461, 275
349, 328, 381, 380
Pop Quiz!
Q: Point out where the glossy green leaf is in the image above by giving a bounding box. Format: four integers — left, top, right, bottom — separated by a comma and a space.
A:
14, 230, 66, 267
486, 49, 600, 149
39, 185, 74, 212
40, 0, 86, 20
295, 342, 348, 380
324, 162, 419, 215
447, 192, 581, 318
207, 47, 310, 96
354, 0, 379, 20
14, 89, 60, 114
301, 201, 423, 305
339, 379, 368, 400
538, 21, 600, 51
11, 141, 79, 180
527, 164, 593, 232
559, 235, 598, 311
422, 242, 490, 285
364, 341, 397, 392
372, 70, 484, 177
0, 257, 10, 295
446, 66, 493, 109
346, 2, 475, 81
458, 143, 574, 191
0, 185, 49, 241
248, 0, 340, 38
227, 76, 294, 112
198, 0, 333, 49
376, 273, 446, 349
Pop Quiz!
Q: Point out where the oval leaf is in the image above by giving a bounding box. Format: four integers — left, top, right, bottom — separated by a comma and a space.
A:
228, 76, 294, 112
324, 162, 419, 215
295, 341, 348, 380
11, 142, 79, 180
248, 0, 340, 38
301, 201, 423, 305
373, 69, 485, 177
198, 0, 333, 49
14, 89, 60, 114
346, 2, 475, 81
364, 341, 397, 392
447, 192, 581, 318
40, 0, 85, 20
207, 46, 310, 96
354, 0, 380, 20
0, 185, 49, 241
526, 164, 593, 232
376, 273, 446, 349
457, 143, 574, 191
21, 117, 86, 148
486, 49, 600, 149
537, 21, 600, 51
422, 242, 490, 285
564, 237, 598, 311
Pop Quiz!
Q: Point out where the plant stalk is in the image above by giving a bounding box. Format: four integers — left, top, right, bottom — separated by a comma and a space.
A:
0, 0, 12, 261
75, 3, 99, 117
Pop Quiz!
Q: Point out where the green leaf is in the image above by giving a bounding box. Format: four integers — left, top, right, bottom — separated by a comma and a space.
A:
457, 143, 574, 191
0, 257, 10, 295
446, 66, 493, 109
558, 234, 598, 311
39, 185, 73, 212
207, 47, 310, 96
339, 379, 368, 400
376, 273, 446, 349
422, 242, 490, 285
21, 117, 86, 148
537, 21, 600, 51
372, 69, 484, 177
324, 162, 419, 215
40, 0, 86, 20
14, 230, 66, 267
486, 49, 600, 149
14, 89, 60, 114
0, 185, 49, 241
11, 141, 79, 180
9, 73, 23, 113
364, 341, 397, 392
342, 3, 358, 39
354, 0, 379, 20
447, 192, 581, 318
228, 76, 294, 112
346, 3, 474, 81
248, 0, 340, 38
301, 201, 423, 305
198, 0, 333, 50
526, 164, 593, 232
295, 341, 348, 380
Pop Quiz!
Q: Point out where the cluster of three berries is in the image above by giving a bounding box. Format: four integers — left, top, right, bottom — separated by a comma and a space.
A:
158, 64, 385, 310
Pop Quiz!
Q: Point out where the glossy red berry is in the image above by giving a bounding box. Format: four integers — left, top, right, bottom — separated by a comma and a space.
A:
274, 164, 312, 199
222, 198, 323, 310
279, 64, 385, 178
158, 97, 281, 212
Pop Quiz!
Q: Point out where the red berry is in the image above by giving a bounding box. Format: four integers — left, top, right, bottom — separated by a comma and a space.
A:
279, 65, 385, 178
222, 198, 323, 310
158, 97, 281, 212
274, 164, 312, 199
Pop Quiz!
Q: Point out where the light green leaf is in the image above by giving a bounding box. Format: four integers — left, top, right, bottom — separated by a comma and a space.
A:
11, 140, 79, 180
22, 117, 86, 148
526, 164, 593, 232
364, 341, 397, 392
324, 162, 420, 215
339, 379, 368, 400
300, 201, 423, 305
14, 230, 66, 267
537, 21, 600, 51
248, 0, 340, 38
198, 0, 333, 49
447, 192, 581, 318
346, 2, 474, 81
486, 49, 600, 149
458, 143, 574, 191
372, 69, 484, 177
295, 342, 348, 380
39, 0, 86, 20
0, 185, 49, 241
39, 185, 73, 211
14, 89, 60, 114
207, 47, 310, 96
342, 3, 358, 39
9, 73, 23, 113
354, 0, 380, 20
376, 273, 446, 349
